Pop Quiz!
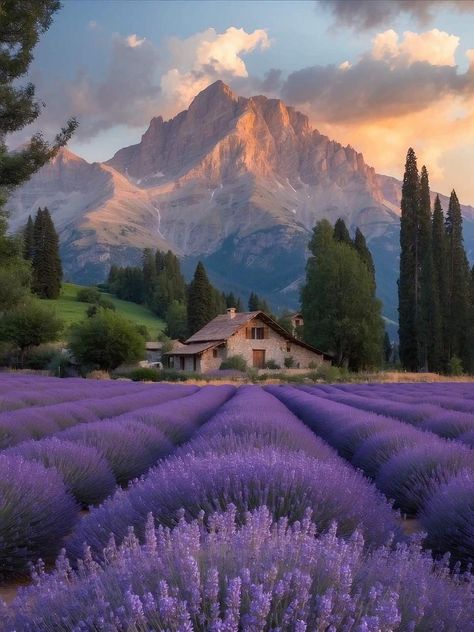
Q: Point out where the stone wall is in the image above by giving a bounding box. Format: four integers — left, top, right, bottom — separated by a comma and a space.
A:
226, 316, 326, 369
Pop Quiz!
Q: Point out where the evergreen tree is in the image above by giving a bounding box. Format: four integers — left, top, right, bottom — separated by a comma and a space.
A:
334, 218, 352, 245
418, 166, 441, 371
445, 190, 470, 365
0, 2, 77, 212
165, 300, 188, 340
142, 249, 157, 307
432, 195, 449, 370
107, 264, 119, 287
31, 207, 62, 299
466, 266, 474, 374
354, 227, 376, 290
0, 211, 31, 313
23, 215, 35, 260
398, 147, 420, 371
248, 291, 270, 313
248, 292, 259, 311
187, 262, 215, 335
383, 331, 392, 364
302, 219, 383, 370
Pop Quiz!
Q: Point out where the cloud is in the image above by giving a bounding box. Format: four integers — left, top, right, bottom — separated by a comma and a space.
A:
125, 34, 146, 48
281, 30, 470, 123
317, 0, 474, 30
159, 27, 270, 112
281, 27, 474, 202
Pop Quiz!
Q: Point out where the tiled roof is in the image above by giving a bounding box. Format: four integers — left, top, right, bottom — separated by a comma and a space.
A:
165, 341, 224, 355
186, 312, 260, 343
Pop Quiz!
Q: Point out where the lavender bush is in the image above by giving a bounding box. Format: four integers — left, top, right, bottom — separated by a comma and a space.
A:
0, 454, 78, 581
67, 447, 400, 561
376, 443, 474, 515
8, 438, 116, 506
60, 419, 173, 484
5, 506, 473, 631
420, 470, 474, 566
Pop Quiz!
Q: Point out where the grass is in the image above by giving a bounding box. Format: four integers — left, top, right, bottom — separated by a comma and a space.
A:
39, 283, 165, 339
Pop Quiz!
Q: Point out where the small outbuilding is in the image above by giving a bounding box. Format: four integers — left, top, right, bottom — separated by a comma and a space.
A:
165, 308, 330, 373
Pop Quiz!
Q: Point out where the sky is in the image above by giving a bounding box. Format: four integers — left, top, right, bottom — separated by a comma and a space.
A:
19, 0, 474, 204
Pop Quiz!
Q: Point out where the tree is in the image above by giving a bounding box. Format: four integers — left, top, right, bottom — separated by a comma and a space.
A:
69, 310, 145, 371
466, 266, 474, 374
0, 1, 77, 211
353, 228, 376, 289
301, 219, 383, 370
31, 207, 62, 299
23, 215, 35, 260
142, 248, 157, 307
398, 148, 420, 371
383, 331, 392, 365
431, 194, 447, 372
165, 300, 188, 339
0, 212, 31, 313
187, 261, 215, 335
334, 218, 352, 245
0, 299, 63, 364
445, 190, 470, 365
248, 291, 270, 313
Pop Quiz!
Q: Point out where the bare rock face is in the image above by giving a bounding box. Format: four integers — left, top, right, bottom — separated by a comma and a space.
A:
7, 81, 474, 319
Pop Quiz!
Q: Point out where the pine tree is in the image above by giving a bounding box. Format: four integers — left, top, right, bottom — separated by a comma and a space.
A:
383, 331, 392, 364
23, 215, 35, 260
445, 190, 470, 365
142, 249, 157, 306
432, 195, 448, 370
31, 207, 62, 299
334, 218, 352, 245
398, 148, 420, 371
0, 2, 77, 212
466, 266, 474, 374
187, 262, 215, 335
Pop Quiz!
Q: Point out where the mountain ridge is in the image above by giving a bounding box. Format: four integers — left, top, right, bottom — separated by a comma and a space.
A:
7, 80, 474, 322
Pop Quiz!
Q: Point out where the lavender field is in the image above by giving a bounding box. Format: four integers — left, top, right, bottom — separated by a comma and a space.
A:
1, 375, 474, 630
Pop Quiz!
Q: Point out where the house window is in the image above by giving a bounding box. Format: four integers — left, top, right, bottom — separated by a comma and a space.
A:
295, 319, 301, 326
286, 343, 291, 353
213, 348, 218, 358
251, 327, 265, 339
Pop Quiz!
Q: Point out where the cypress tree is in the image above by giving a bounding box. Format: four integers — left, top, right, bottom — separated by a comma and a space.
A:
418, 166, 440, 371
334, 218, 352, 245
31, 207, 62, 299
383, 331, 392, 364
23, 215, 35, 260
187, 261, 215, 335
466, 265, 474, 374
432, 195, 448, 370
445, 190, 470, 365
398, 148, 420, 371
354, 227, 376, 290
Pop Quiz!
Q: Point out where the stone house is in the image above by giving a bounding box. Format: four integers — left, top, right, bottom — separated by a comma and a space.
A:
290, 312, 304, 337
165, 308, 330, 373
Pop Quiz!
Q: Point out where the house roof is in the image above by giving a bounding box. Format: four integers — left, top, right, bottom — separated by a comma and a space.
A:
165, 341, 224, 356
145, 342, 163, 351
184, 311, 332, 360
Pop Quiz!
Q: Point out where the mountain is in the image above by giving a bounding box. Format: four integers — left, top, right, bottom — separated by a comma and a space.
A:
7, 80, 474, 323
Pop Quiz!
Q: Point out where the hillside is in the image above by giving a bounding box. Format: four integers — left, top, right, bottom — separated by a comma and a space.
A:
39, 283, 165, 339
7, 81, 474, 321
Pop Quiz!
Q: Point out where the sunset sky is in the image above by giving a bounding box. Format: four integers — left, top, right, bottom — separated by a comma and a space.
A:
23, 0, 474, 204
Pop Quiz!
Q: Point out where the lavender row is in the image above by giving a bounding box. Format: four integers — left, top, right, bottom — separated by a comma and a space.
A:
0, 385, 235, 580
67, 386, 401, 564
266, 385, 474, 565
0, 383, 197, 448
300, 384, 474, 444
6, 507, 474, 630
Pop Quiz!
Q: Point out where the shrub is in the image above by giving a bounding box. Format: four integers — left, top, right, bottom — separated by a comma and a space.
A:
284, 355, 294, 368
60, 420, 173, 485
68, 310, 145, 371
24, 344, 58, 370
129, 367, 161, 382
420, 470, 474, 566
314, 363, 341, 382
264, 359, 280, 370
10, 507, 473, 631
448, 355, 464, 376
220, 355, 247, 371
8, 438, 116, 507
376, 443, 474, 515
76, 286, 101, 304
0, 454, 78, 580
67, 447, 399, 561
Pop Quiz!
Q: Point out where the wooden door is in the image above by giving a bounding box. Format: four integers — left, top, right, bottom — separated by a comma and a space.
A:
252, 349, 265, 368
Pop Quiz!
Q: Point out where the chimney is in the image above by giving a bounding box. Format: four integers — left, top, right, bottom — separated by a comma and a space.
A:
226, 307, 236, 319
